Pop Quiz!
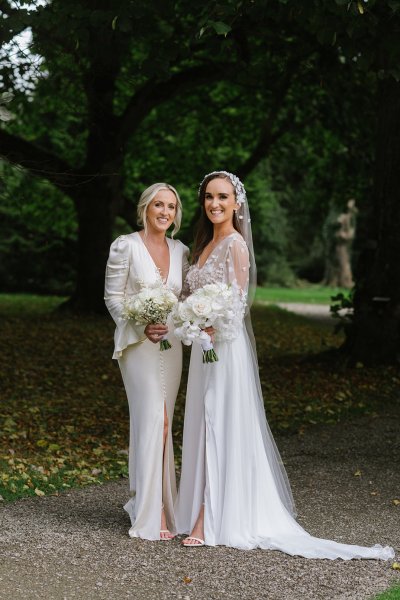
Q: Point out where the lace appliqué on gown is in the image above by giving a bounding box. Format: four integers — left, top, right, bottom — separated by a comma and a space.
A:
186, 233, 248, 342
186, 253, 224, 292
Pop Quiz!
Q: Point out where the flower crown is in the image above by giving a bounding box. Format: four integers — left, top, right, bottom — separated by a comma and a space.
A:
199, 171, 247, 205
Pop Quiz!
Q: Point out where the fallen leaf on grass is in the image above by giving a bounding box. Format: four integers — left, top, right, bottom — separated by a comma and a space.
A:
47, 444, 60, 452
392, 563, 400, 571
34, 488, 45, 496
2, 302, 399, 503
3, 417, 17, 431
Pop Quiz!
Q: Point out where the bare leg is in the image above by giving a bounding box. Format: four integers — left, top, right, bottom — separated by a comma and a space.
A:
183, 416, 206, 547
160, 402, 174, 540
182, 504, 204, 546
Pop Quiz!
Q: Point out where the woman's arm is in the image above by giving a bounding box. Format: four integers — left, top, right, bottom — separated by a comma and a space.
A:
104, 235, 130, 324
104, 235, 146, 358
226, 237, 250, 293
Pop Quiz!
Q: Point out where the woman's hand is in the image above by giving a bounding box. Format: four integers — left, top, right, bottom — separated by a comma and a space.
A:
144, 323, 169, 344
204, 326, 215, 344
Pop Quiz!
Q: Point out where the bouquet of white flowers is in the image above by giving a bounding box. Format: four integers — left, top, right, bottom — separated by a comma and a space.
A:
172, 282, 245, 363
122, 278, 178, 350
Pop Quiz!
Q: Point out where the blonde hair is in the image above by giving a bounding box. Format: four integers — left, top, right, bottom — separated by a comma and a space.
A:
137, 182, 182, 237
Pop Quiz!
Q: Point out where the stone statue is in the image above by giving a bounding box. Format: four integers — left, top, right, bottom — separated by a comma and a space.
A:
323, 199, 358, 288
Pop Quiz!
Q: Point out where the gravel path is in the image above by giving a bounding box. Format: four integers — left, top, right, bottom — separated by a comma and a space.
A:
264, 301, 338, 326
274, 302, 332, 318
1, 408, 399, 600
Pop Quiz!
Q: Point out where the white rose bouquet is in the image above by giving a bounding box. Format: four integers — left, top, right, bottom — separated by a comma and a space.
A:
172, 282, 245, 363
122, 278, 178, 350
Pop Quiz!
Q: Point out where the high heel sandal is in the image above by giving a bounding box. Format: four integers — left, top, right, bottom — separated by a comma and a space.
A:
160, 503, 175, 541
182, 502, 205, 547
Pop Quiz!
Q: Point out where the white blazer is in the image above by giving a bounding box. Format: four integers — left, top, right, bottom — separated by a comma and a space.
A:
104, 232, 189, 359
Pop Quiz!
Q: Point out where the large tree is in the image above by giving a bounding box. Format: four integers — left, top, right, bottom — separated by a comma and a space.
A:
3, 0, 399, 369
1, 1, 220, 311
0, 0, 313, 311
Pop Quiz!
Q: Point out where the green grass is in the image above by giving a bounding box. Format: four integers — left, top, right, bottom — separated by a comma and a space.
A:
0, 289, 344, 313
1, 292, 399, 502
0, 293, 66, 316
255, 285, 348, 305
372, 587, 400, 599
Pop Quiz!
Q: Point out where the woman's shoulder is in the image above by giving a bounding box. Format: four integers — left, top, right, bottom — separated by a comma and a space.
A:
230, 231, 245, 242
110, 232, 138, 247
227, 232, 247, 248
225, 233, 248, 257
108, 232, 139, 259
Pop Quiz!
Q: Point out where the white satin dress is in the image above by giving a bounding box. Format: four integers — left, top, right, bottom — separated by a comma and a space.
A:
105, 232, 189, 540
175, 232, 394, 559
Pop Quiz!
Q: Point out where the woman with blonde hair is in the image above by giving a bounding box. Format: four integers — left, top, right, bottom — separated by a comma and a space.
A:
105, 182, 189, 540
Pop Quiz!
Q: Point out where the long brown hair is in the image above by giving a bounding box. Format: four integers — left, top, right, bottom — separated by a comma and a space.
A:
192, 173, 243, 263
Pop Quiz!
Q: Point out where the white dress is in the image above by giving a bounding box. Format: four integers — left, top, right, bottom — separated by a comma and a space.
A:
105, 232, 189, 540
175, 232, 394, 559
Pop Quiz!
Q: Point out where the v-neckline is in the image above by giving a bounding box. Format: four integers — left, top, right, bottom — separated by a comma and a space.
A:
197, 232, 237, 270
137, 232, 171, 283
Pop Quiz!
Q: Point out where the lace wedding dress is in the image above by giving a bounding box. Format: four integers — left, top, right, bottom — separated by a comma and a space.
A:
175, 232, 394, 559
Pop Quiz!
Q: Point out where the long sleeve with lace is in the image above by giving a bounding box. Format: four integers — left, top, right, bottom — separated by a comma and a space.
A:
225, 235, 250, 294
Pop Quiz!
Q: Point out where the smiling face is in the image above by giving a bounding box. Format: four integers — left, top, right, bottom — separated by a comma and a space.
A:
145, 189, 177, 234
204, 177, 239, 226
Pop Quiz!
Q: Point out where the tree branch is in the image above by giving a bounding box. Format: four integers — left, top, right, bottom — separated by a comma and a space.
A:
0, 2, 31, 45
0, 129, 80, 197
118, 62, 233, 146
0, 0, 18, 17
236, 57, 304, 180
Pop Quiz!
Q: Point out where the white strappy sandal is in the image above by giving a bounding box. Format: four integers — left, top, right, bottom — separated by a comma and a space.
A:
182, 536, 205, 547
160, 504, 175, 541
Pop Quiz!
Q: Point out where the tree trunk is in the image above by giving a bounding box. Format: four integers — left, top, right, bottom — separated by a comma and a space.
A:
344, 77, 400, 364
63, 178, 114, 313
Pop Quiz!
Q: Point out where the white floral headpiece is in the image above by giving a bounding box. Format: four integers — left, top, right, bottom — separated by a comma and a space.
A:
199, 171, 247, 205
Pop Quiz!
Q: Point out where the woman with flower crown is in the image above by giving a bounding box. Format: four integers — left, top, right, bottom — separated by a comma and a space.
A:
105, 183, 189, 541
174, 171, 394, 559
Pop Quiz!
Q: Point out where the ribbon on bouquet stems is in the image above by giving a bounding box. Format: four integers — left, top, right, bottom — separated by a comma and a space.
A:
159, 332, 172, 351
198, 331, 218, 364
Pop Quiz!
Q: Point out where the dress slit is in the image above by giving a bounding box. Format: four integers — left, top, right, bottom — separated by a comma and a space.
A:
174, 233, 394, 559
162, 402, 176, 534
